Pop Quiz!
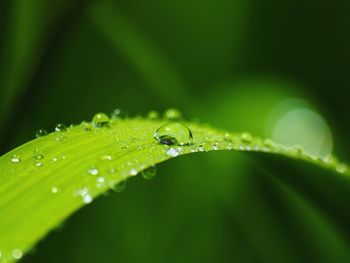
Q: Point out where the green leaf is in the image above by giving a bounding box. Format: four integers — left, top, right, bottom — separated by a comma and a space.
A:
0, 117, 348, 262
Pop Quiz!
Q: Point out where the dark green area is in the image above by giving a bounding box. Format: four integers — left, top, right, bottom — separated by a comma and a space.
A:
0, 0, 349, 262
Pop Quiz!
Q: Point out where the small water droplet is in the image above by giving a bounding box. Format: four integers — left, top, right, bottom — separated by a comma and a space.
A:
110, 180, 126, 193
166, 147, 181, 157
212, 143, 219, 150
147, 110, 159, 119
55, 123, 67, 132
35, 161, 43, 167
336, 163, 347, 174
129, 168, 138, 176
164, 108, 182, 120
241, 132, 253, 143
76, 187, 93, 204
154, 122, 193, 146
88, 167, 99, 176
51, 186, 59, 194
141, 166, 156, 180
96, 177, 106, 188
55, 135, 66, 142
12, 248, 23, 260
111, 108, 125, 119
34, 153, 43, 160
102, 155, 112, 161
52, 157, 58, 162
81, 121, 92, 131
11, 155, 21, 163
36, 129, 48, 138
92, 113, 110, 128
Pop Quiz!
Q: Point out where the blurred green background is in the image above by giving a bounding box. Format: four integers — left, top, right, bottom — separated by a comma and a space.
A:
1, 0, 350, 262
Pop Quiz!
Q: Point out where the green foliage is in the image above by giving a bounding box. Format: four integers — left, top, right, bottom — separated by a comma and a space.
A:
0, 117, 349, 262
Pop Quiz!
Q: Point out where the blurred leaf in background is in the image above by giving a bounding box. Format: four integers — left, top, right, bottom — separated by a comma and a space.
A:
0, 0, 349, 262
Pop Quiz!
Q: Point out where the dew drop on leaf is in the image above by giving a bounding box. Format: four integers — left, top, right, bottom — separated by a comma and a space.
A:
10, 155, 21, 163
154, 122, 193, 146
141, 166, 156, 180
111, 108, 125, 119
51, 186, 59, 194
36, 129, 48, 138
110, 180, 126, 193
55, 123, 67, 132
129, 168, 138, 176
87, 167, 99, 176
166, 147, 181, 157
35, 161, 43, 167
34, 153, 43, 160
336, 163, 347, 174
12, 249, 22, 260
92, 113, 110, 128
75, 187, 93, 204
147, 110, 159, 119
96, 177, 106, 188
240, 132, 253, 143
164, 108, 182, 120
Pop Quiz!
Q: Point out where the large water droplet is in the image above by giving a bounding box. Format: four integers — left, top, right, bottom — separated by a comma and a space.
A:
55, 123, 67, 132
11, 155, 21, 163
154, 122, 193, 146
92, 113, 110, 128
36, 129, 48, 138
164, 108, 182, 120
12, 248, 23, 260
141, 166, 156, 180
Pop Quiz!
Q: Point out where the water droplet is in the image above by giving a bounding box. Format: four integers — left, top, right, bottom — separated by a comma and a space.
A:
92, 113, 110, 128
129, 168, 138, 176
109, 167, 116, 174
336, 163, 347, 174
36, 129, 48, 138
55, 123, 67, 132
76, 187, 93, 204
154, 122, 193, 146
102, 155, 112, 161
81, 121, 92, 131
141, 166, 156, 180
11, 155, 21, 163
212, 143, 219, 150
164, 108, 182, 120
241, 132, 253, 143
88, 167, 99, 176
55, 135, 66, 142
96, 177, 106, 188
52, 157, 58, 162
111, 108, 125, 119
34, 153, 43, 160
12, 248, 22, 260
35, 161, 43, 167
147, 110, 159, 119
110, 180, 126, 193
166, 147, 181, 157
51, 186, 59, 194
